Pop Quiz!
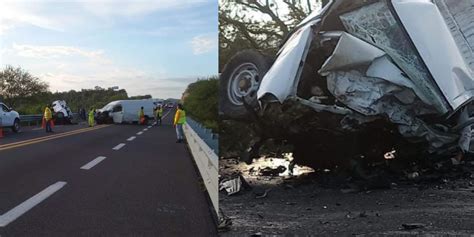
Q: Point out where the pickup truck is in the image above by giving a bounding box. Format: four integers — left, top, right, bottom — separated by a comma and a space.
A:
0, 102, 21, 133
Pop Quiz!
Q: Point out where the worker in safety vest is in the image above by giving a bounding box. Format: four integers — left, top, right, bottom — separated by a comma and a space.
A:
155, 105, 163, 126
43, 105, 53, 133
173, 104, 186, 143
138, 106, 145, 125
88, 108, 95, 127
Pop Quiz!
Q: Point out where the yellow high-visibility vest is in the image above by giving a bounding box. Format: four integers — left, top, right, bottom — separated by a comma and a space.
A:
174, 109, 186, 125
44, 107, 52, 121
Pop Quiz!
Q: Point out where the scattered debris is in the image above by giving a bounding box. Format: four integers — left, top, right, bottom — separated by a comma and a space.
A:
407, 172, 420, 180
217, 209, 232, 232
259, 165, 287, 176
384, 150, 396, 160
219, 176, 242, 196
402, 223, 426, 230
255, 189, 271, 199
359, 211, 368, 218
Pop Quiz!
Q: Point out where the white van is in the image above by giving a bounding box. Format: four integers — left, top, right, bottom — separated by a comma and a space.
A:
97, 100, 155, 124
0, 102, 20, 132
51, 100, 73, 124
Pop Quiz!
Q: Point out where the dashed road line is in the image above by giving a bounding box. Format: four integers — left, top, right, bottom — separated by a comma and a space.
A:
0, 181, 67, 227
137, 131, 143, 135
112, 143, 126, 150
127, 136, 136, 141
80, 156, 107, 170
163, 110, 172, 119
143, 128, 148, 131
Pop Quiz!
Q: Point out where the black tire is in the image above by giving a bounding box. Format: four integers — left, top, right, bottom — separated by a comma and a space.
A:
219, 50, 273, 120
11, 118, 20, 133
55, 112, 65, 125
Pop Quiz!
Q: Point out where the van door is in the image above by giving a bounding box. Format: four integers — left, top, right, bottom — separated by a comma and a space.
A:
112, 105, 123, 124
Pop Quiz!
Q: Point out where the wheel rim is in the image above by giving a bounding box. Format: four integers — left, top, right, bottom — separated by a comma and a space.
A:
227, 62, 260, 106
14, 121, 20, 131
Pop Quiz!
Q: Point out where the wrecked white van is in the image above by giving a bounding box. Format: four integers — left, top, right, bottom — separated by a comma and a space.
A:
51, 100, 73, 124
96, 100, 155, 124
220, 0, 474, 166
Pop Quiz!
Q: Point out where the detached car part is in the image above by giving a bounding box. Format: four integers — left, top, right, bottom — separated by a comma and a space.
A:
220, 0, 474, 166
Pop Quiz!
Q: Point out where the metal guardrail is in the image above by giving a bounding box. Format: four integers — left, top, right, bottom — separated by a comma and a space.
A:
185, 117, 218, 154
183, 119, 219, 217
19, 113, 80, 126
19, 114, 43, 126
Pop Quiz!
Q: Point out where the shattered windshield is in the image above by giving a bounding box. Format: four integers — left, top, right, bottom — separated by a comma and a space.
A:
101, 102, 118, 112
339, 0, 449, 113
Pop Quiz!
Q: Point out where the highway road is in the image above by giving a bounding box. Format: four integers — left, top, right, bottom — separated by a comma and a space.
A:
0, 109, 217, 236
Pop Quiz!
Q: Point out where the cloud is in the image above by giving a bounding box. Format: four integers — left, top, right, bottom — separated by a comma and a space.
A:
191, 34, 217, 55
2, 42, 193, 98
0, 0, 212, 34
0, 2, 65, 34
12, 44, 107, 61
81, 0, 211, 18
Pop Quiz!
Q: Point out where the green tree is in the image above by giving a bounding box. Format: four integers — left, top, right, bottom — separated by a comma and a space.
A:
0, 65, 49, 107
219, 0, 322, 71
182, 77, 218, 131
129, 95, 152, 100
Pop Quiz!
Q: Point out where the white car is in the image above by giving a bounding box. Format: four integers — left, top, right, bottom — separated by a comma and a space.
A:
0, 102, 20, 132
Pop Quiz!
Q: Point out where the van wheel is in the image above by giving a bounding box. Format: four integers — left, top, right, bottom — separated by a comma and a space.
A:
12, 119, 20, 133
55, 112, 65, 125
219, 50, 273, 121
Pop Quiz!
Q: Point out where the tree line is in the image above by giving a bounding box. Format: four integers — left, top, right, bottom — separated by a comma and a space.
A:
0, 65, 151, 114
219, 0, 326, 71
182, 76, 218, 131
0, 65, 219, 132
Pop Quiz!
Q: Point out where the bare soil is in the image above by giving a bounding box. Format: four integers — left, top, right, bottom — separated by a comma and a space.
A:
219, 157, 474, 236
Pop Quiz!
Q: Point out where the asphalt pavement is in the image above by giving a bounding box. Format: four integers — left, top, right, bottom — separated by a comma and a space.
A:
0, 109, 217, 236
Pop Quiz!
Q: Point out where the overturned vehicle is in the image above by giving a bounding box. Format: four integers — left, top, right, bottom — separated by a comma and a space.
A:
220, 0, 474, 168
51, 100, 74, 125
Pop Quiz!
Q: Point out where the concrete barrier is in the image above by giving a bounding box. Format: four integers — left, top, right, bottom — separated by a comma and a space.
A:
183, 123, 218, 216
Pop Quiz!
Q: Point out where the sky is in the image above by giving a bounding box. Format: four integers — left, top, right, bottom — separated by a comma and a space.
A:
0, 0, 218, 99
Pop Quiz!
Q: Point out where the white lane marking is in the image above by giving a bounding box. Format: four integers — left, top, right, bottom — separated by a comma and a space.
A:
80, 156, 106, 170
127, 136, 136, 141
162, 110, 172, 119
0, 181, 67, 227
136, 131, 143, 135
32, 127, 42, 131
147, 126, 152, 129
112, 143, 126, 150
143, 128, 148, 131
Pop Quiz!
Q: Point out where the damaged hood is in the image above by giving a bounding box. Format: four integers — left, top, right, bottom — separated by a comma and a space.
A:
257, 0, 474, 115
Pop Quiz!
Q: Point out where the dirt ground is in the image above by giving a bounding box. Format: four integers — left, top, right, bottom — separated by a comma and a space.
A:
219, 157, 474, 236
